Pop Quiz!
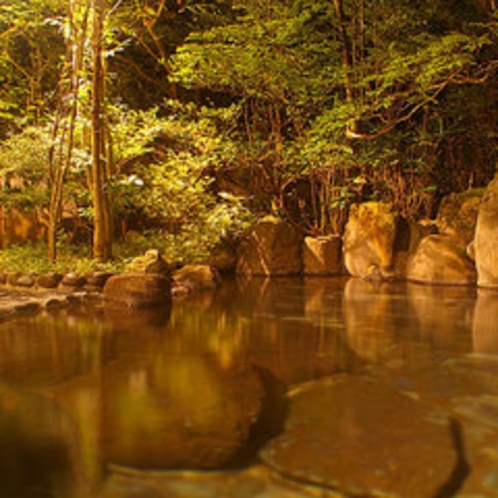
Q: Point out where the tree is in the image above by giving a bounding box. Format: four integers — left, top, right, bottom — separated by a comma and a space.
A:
90, 0, 112, 262
172, 0, 498, 229
47, 0, 90, 262
0, 0, 65, 134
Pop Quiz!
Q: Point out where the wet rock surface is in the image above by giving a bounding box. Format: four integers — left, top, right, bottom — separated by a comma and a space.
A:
378, 356, 498, 497
99, 358, 266, 469
97, 464, 344, 498
261, 376, 459, 498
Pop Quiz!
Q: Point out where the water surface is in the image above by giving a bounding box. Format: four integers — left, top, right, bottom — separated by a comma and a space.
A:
0, 277, 496, 497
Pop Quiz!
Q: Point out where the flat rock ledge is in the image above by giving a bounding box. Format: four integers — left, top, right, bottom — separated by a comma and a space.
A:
0, 291, 93, 322
261, 376, 459, 498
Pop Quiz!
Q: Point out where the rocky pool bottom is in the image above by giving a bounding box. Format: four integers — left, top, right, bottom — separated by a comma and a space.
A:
0, 276, 497, 497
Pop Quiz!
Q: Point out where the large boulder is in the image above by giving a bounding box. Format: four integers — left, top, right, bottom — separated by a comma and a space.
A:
343, 202, 397, 279
302, 235, 342, 276
406, 234, 476, 285
392, 218, 438, 277
474, 175, 498, 287
236, 216, 303, 276
103, 273, 172, 308
436, 189, 484, 245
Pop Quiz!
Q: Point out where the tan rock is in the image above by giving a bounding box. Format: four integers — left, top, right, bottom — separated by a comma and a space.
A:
437, 188, 484, 245
261, 376, 458, 498
303, 235, 341, 276
125, 249, 170, 275
343, 202, 397, 279
475, 175, 498, 287
406, 234, 476, 285
103, 273, 172, 308
236, 217, 303, 276
172, 264, 220, 295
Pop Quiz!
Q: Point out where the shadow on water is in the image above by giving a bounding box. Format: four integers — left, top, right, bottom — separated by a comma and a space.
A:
433, 418, 470, 498
227, 365, 289, 469
0, 390, 78, 498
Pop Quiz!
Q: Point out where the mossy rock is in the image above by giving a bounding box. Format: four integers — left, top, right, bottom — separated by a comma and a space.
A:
437, 189, 485, 244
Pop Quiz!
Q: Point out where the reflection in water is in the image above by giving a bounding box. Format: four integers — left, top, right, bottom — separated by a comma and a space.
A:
473, 289, 498, 354
0, 277, 497, 497
100, 357, 265, 469
407, 283, 475, 351
343, 278, 405, 365
343, 279, 475, 367
0, 386, 82, 498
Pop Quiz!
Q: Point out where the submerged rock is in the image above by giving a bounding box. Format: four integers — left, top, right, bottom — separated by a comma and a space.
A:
100, 358, 265, 469
261, 376, 458, 498
98, 464, 320, 498
0, 387, 79, 498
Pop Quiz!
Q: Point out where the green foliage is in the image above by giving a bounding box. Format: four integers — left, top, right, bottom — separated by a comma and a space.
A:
0, 240, 124, 274
127, 103, 254, 262
173, 0, 338, 116
170, 0, 498, 228
1, 0, 498, 254
0, 126, 51, 210
0, 0, 65, 132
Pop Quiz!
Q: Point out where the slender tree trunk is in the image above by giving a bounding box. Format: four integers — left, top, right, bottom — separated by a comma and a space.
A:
333, 0, 355, 104
91, 0, 112, 262
47, 1, 89, 262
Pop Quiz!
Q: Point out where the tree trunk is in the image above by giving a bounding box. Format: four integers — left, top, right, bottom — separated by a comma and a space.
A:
91, 0, 112, 262
47, 1, 89, 263
332, 0, 355, 104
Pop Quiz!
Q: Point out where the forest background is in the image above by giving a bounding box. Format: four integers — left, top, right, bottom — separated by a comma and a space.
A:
0, 0, 497, 271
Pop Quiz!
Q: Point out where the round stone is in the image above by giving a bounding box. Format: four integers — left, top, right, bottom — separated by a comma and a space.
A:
37, 273, 63, 289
